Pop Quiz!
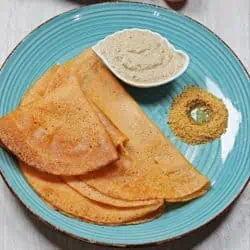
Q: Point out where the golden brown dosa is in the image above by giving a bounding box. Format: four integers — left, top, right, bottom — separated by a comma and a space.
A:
21, 65, 128, 150
20, 162, 164, 225
0, 76, 118, 175
20, 64, 161, 208
64, 49, 210, 202
47, 66, 129, 149
126, 205, 165, 225
63, 175, 161, 207
90, 102, 128, 150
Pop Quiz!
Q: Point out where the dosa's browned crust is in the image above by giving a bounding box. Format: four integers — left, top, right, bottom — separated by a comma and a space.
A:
20, 162, 164, 225
63, 173, 161, 208
20, 64, 161, 208
48, 65, 129, 150
64, 49, 210, 202
90, 102, 128, 150
21, 65, 128, 150
0, 76, 118, 175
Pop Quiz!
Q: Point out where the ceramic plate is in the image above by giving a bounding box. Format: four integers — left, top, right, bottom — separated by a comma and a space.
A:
0, 2, 249, 247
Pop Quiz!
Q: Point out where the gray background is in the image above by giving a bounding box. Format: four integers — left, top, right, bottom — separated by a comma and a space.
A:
0, 0, 249, 249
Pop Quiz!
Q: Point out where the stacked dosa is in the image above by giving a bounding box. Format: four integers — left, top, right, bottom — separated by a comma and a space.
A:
0, 48, 211, 225
20, 161, 164, 225
0, 64, 164, 225
21, 66, 128, 151
0, 75, 119, 175
64, 49, 210, 202
20, 69, 163, 208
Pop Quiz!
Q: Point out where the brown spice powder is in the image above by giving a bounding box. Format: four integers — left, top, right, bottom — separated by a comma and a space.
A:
168, 86, 228, 144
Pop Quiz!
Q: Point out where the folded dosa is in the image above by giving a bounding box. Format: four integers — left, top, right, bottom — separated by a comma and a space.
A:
65, 49, 210, 201
20, 65, 161, 208
0, 76, 118, 175
21, 66, 128, 150
20, 162, 164, 225
47, 66, 129, 149
90, 102, 128, 150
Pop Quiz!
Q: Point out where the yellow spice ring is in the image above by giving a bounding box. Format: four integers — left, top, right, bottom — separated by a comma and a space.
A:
168, 85, 228, 144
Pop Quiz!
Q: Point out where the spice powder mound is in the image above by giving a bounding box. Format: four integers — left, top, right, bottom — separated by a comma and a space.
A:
168, 85, 228, 144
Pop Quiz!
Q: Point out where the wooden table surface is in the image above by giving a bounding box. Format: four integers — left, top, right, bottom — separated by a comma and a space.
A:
0, 1, 249, 249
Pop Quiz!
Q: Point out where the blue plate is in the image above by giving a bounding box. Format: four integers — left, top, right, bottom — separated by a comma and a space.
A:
0, 2, 249, 247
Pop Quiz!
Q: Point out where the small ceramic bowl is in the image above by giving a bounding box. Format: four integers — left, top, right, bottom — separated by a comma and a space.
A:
92, 28, 190, 88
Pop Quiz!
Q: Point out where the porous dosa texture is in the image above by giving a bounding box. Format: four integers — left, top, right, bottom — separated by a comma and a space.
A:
20, 162, 164, 225
65, 49, 210, 202
20, 64, 161, 208
21, 65, 128, 150
47, 65, 129, 150
63, 175, 161, 207
0, 76, 118, 175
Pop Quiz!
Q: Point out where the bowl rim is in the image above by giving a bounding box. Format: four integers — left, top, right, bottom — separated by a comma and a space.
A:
92, 27, 190, 88
0, 1, 249, 248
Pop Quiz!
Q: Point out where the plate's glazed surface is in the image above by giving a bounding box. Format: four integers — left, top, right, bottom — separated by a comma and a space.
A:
0, 2, 249, 246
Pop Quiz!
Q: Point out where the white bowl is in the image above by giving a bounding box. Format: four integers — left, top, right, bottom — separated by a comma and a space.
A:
92, 28, 190, 88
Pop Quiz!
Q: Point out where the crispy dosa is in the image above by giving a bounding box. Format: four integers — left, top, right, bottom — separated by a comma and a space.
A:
0, 76, 118, 175
90, 102, 128, 150
63, 174, 161, 207
20, 162, 164, 225
46, 65, 129, 149
21, 66, 128, 150
64, 49, 210, 201
20, 66, 162, 207
20, 64, 161, 208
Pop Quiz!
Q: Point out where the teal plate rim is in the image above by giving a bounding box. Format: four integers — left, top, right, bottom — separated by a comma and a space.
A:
0, 2, 249, 247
